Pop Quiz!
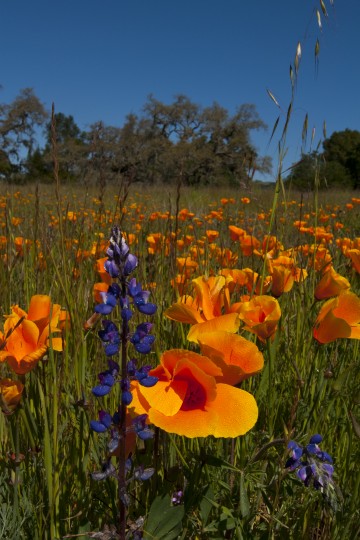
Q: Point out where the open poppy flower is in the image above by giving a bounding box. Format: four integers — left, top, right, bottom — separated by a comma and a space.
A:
313, 290, 360, 343
0, 378, 24, 414
130, 349, 258, 438
267, 255, 308, 297
239, 234, 261, 257
236, 295, 281, 342
0, 295, 64, 375
314, 267, 350, 300
164, 275, 240, 342
197, 331, 264, 385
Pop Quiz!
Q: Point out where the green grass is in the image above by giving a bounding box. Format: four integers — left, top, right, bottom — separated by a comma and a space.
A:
0, 182, 359, 539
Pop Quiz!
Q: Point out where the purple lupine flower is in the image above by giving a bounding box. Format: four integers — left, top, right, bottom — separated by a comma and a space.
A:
285, 434, 336, 503
131, 323, 156, 354
119, 296, 133, 322
90, 410, 113, 433
89, 225, 158, 494
98, 320, 121, 357
132, 414, 154, 440
127, 359, 158, 387
134, 466, 155, 482
91, 460, 116, 481
127, 279, 157, 315
121, 378, 133, 405
124, 253, 138, 276
92, 359, 119, 396
171, 490, 184, 506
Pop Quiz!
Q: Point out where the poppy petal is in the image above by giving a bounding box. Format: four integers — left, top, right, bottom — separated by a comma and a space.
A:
198, 331, 264, 385
187, 313, 240, 343
164, 302, 204, 325
148, 384, 258, 438
27, 295, 51, 321
139, 380, 188, 416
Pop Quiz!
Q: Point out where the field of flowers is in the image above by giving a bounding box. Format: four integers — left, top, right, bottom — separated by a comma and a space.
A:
0, 182, 359, 539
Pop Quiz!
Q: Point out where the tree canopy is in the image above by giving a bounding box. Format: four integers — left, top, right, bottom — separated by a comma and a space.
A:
0, 89, 271, 186
287, 129, 360, 190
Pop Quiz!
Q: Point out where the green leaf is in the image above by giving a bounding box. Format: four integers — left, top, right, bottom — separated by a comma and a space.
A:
143, 494, 184, 540
239, 473, 250, 518
349, 411, 360, 439
199, 485, 215, 526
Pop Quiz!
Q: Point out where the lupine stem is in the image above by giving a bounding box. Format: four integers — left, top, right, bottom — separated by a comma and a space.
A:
118, 275, 128, 539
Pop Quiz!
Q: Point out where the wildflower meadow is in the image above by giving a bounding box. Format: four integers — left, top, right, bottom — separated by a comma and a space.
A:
0, 181, 359, 539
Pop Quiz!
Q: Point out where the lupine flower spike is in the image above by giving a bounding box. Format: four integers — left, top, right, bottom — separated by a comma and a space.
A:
286, 434, 340, 509
88, 226, 158, 537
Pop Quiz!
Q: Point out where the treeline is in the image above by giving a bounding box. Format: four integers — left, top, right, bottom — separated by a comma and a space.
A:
287, 129, 360, 190
0, 88, 272, 186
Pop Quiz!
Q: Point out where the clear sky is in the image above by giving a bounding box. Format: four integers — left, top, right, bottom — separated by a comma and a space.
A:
1, 0, 359, 181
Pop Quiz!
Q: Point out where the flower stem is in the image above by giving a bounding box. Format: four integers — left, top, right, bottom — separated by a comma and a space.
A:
118, 279, 128, 538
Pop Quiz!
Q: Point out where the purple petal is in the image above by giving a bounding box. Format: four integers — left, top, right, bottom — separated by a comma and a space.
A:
104, 260, 120, 278
137, 428, 154, 440
105, 343, 120, 356
108, 284, 121, 298
121, 308, 133, 322
139, 376, 158, 387
90, 420, 108, 433
128, 278, 142, 297
136, 322, 153, 334
139, 468, 155, 481
138, 303, 157, 315
306, 444, 318, 455
134, 342, 152, 354
95, 303, 114, 315
297, 466, 309, 482
124, 254, 138, 275
99, 411, 112, 428
122, 391, 133, 405
108, 359, 119, 372
108, 437, 119, 453
318, 451, 333, 463
309, 434, 323, 445
101, 373, 115, 386
322, 463, 334, 476
92, 385, 112, 397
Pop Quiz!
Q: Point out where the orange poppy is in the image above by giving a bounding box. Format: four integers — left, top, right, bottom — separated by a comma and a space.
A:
197, 331, 264, 385
0, 378, 24, 414
229, 225, 246, 241
164, 275, 240, 342
348, 249, 360, 273
130, 349, 258, 438
0, 295, 64, 375
314, 267, 350, 300
241, 268, 272, 295
313, 291, 360, 343
239, 234, 261, 256
267, 256, 308, 297
236, 295, 281, 342
205, 230, 220, 242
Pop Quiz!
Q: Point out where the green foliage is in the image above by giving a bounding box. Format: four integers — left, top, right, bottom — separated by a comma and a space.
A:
143, 495, 184, 540
0, 88, 48, 181
288, 129, 360, 190
0, 91, 271, 187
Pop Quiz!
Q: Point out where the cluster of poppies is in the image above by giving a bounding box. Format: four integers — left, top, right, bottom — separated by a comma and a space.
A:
0, 295, 67, 414
129, 274, 269, 438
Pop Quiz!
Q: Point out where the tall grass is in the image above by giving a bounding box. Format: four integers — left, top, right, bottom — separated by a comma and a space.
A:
0, 182, 359, 538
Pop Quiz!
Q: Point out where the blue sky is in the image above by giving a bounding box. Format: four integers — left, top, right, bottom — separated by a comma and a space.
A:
1, 0, 359, 180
